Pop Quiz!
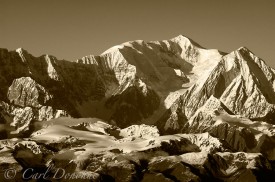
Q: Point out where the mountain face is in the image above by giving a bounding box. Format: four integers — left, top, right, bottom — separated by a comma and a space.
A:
0, 35, 225, 133
1, 35, 275, 181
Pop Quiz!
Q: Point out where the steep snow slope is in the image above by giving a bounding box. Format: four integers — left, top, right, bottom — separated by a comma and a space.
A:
159, 46, 275, 133
76, 35, 224, 125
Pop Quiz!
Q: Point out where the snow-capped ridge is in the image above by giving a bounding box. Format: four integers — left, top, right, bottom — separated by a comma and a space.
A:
16, 48, 28, 63
15, 47, 32, 56
237, 46, 249, 51
101, 44, 125, 55
170, 34, 204, 48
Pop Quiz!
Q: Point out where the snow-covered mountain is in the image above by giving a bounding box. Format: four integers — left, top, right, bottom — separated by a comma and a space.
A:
1, 35, 275, 181
0, 35, 224, 132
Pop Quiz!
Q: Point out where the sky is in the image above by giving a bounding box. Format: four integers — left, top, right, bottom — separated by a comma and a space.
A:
1, 0, 275, 68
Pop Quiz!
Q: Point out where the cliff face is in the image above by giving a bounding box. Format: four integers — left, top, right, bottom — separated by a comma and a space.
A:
0, 48, 102, 134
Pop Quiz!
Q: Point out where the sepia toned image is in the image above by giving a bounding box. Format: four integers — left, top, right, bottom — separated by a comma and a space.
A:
0, 0, 275, 181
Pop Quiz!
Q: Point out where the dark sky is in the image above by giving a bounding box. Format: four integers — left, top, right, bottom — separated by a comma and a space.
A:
1, 0, 275, 68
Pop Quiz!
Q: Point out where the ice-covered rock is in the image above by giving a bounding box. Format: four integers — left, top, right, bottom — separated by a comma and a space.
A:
13, 140, 53, 168
119, 124, 160, 139
7, 77, 53, 108
147, 157, 200, 182
182, 96, 275, 159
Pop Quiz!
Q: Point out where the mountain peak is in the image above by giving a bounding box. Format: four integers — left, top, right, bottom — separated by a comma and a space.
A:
171, 34, 204, 48
236, 46, 250, 52
235, 46, 258, 58
173, 34, 191, 40
16, 47, 27, 54
101, 44, 124, 55
171, 34, 193, 44
16, 48, 28, 63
